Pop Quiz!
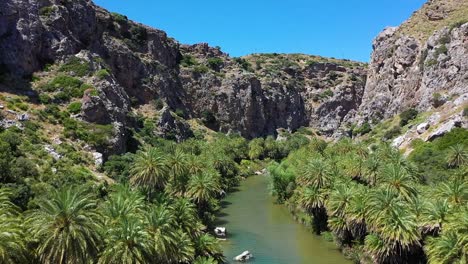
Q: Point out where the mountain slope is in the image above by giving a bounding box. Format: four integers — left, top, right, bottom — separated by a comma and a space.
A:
0, 0, 366, 158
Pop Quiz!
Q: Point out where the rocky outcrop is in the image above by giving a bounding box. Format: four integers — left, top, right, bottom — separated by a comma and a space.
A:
357, 0, 468, 124
155, 107, 193, 142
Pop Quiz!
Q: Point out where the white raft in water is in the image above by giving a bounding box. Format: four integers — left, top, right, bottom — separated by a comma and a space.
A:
233, 251, 253, 262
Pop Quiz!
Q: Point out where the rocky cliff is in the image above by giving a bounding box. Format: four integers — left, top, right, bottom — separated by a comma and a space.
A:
357, 0, 468, 123
0, 0, 366, 157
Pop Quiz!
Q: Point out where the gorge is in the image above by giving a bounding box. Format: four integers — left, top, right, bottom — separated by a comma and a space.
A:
0, 0, 467, 263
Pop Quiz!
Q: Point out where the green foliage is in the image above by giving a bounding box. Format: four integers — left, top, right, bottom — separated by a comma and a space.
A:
59, 57, 91, 77
67, 102, 82, 114
95, 69, 110, 80
206, 57, 223, 71
399, 108, 418, 127
432, 93, 445, 108
175, 108, 185, 118
193, 65, 209, 74
39, 75, 88, 101
383, 126, 401, 140
409, 128, 468, 183
180, 55, 198, 67
234, 57, 253, 71
63, 119, 114, 148
39, 6, 55, 17
111, 12, 128, 24
434, 44, 448, 57
353, 122, 372, 136
463, 107, 468, 117
129, 25, 147, 44
269, 133, 468, 263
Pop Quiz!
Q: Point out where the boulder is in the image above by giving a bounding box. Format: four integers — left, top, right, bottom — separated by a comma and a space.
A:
92, 152, 103, 167
427, 118, 462, 141
416, 123, 430, 134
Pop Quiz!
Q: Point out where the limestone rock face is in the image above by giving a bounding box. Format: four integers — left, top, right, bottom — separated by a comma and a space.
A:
357, 21, 468, 124
155, 107, 193, 142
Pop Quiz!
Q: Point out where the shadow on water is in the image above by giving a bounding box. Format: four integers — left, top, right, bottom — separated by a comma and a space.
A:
219, 200, 232, 208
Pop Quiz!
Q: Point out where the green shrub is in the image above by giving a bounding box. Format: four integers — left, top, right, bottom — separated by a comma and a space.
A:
95, 69, 110, 80
63, 119, 114, 148
432, 93, 445, 108
207, 57, 223, 71
383, 126, 401, 140
409, 128, 468, 183
353, 122, 372, 136
434, 44, 448, 57
425, 59, 438, 67
180, 55, 198, 67
175, 108, 185, 118
39, 6, 55, 17
111, 12, 128, 24
67, 102, 82, 114
193, 65, 209, 74
40, 75, 82, 92
129, 25, 147, 44
59, 57, 91, 77
399, 108, 418, 126
463, 107, 468, 117
449, 20, 468, 32
320, 89, 334, 99
234, 57, 253, 71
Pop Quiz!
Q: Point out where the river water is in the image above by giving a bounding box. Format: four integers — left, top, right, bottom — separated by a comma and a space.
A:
217, 175, 350, 264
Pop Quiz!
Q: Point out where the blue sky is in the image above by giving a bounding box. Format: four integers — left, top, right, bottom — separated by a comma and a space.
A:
94, 0, 426, 62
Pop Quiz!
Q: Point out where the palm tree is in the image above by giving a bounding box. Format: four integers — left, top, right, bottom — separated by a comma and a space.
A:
166, 149, 189, 195
380, 163, 418, 201
187, 171, 221, 211
425, 231, 466, 264
364, 155, 380, 186
193, 256, 218, 264
171, 230, 195, 263
172, 198, 204, 238
298, 186, 328, 233
447, 144, 468, 168
27, 186, 103, 264
345, 190, 368, 241
98, 217, 151, 264
144, 204, 178, 263
298, 158, 331, 189
421, 199, 451, 235
436, 178, 467, 206
101, 185, 145, 224
0, 188, 27, 264
194, 233, 224, 262
365, 188, 421, 262
326, 184, 357, 244
130, 148, 169, 194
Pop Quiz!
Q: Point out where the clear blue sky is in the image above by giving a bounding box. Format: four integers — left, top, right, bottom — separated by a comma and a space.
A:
94, 0, 426, 62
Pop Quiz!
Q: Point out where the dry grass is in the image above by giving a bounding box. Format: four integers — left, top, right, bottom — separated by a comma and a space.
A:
398, 0, 468, 42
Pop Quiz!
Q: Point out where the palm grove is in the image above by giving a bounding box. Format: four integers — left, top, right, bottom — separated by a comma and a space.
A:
269, 128, 467, 264
0, 118, 310, 264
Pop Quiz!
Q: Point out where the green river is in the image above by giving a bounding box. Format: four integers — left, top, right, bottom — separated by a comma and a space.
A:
217, 175, 350, 264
